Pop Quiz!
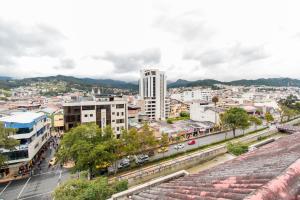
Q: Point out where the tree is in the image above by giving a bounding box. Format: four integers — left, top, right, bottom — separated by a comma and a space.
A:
159, 133, 169, 158
56, 123, 115, 180
227, 142, 248, 156
120, 128, 140, 156
53, 177, 128, 200
167, 118, 174, 124
179, 111, 190, 118
265, 112, 274, 125
222, 107, 250, 138
212, 96, 219, 125
138, 123, 158, 154
0, 123, 19, 168
249, 115, 262, 130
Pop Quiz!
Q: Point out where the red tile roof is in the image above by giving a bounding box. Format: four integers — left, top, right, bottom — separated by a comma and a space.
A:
133, 133, 300, 200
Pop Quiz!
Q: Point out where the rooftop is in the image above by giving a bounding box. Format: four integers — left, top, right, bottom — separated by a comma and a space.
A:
131, 133, 300, 200
0, 112, 45, 124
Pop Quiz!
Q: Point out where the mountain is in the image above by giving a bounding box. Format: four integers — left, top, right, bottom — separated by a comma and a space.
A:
1, 75, 300, 91
21, 75, 138, 90
168, 79, 222, 88
0, 76, 12, 81
168, 78, 300, 88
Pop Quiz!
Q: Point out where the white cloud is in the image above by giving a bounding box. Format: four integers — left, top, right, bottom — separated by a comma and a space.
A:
0, 0, 300, 81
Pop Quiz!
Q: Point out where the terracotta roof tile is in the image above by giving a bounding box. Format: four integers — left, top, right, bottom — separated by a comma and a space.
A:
132, 133, 300, 200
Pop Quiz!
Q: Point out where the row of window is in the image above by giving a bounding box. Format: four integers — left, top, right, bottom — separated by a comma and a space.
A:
112, 112, 124, 116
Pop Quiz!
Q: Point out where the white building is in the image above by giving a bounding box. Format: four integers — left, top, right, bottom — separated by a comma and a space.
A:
139, 69, 167, 121
0, 112, 51, 178
171, 89, 213, 102
190, 102, 224, 124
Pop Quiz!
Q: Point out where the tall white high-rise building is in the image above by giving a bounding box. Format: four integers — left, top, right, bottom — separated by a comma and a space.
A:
139, 69, 167, 121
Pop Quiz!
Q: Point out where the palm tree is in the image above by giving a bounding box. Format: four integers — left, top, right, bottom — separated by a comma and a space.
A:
212, 96, 219, 127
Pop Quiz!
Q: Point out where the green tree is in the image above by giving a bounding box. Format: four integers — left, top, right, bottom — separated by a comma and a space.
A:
138, 123, 158, 154
0, 123, 19, 168
179, 111, 190, 118
265, 112, 274, 125
167, 118, 174, 124
53, 177, 128, 200
56, 123, 115, 180
249, 115, 262, 130
227, 142, 248, 156
159, 133, 169, 158
222, 107, 250, 138
120, 128, 140, 156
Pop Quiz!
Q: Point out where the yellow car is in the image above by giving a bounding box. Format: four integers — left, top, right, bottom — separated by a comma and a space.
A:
96, 162, 111, 169
158, 147, 169, 153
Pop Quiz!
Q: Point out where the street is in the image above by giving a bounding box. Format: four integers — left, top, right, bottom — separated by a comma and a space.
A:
0, 169, 70, 200
151, 125, 266, 160
0, 137, 70, 200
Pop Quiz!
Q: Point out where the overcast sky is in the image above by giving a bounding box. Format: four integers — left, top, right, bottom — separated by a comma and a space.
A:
0, 0, 300, 81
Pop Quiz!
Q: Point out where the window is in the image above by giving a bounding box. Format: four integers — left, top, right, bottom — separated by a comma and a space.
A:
90, 114, 93, 117
112, 112, 115, 115
117, 112, 119, 116
121, 112, 124, 116
84, 114, 88, 117
112, 120, 115, 122
117, 127, 120, 131
116, 104, 124, 109
116, 119, 124, 124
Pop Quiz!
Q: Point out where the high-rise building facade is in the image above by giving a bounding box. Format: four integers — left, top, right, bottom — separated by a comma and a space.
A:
139, 69, 168, 120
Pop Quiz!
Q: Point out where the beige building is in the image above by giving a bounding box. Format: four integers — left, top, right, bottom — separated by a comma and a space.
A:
53, 113, 64, 131
169, 99, 189, 118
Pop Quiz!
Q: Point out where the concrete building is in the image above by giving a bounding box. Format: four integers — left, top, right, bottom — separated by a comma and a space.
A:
169, 99, 189, 118
139, 69, 167, 121
190, 101, 224, 124
171, 89, 213, 102
0, 112, 51, 178
63, 96, 128, 137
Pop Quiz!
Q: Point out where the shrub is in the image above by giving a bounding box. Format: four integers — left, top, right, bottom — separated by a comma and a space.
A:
227, 142, 248, 156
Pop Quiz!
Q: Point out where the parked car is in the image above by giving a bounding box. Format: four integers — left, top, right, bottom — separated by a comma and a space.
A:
158, 147, 169, 153
118, 158, 130, 169
135, 154, 149, 165
174, 144, 185, 150
188, 140, 196, 145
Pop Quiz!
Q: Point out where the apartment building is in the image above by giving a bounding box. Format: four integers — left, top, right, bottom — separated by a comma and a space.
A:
0, 112, 51, 178
139, 69, 168, 121
63, 96, 128, 137
171, 89, 213, 102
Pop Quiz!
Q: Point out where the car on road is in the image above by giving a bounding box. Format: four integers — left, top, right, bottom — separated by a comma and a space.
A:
188, 140, 196, 145
49, 157, 57, 166
118, 158, 130, 169
135, 154, 149, 165
158, 147, 169, 153
174, 144, 185, 150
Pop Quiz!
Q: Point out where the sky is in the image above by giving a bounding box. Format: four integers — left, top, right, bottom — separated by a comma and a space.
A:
0, 0, 300, 81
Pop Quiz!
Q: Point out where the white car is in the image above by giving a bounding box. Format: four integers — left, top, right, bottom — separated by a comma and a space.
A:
174, 144, 185, 150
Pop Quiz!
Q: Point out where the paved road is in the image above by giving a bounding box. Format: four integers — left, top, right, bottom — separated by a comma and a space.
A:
0, 137, 71, 200
151, 125, 266, 160
0, 168, 70, 200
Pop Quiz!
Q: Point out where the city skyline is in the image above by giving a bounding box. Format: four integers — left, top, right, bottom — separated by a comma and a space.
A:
1, 0, 300, 81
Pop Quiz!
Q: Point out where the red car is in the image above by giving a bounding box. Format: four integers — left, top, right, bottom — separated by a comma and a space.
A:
188, 140, 196, 145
